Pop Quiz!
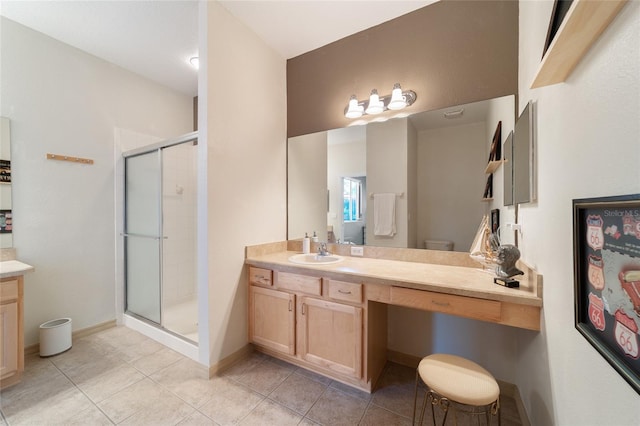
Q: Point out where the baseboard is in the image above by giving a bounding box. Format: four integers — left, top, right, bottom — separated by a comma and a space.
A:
387, 349, 530, 425
24, 319, 117, 356
208, 343, 254, 378
386, 349, 422, 368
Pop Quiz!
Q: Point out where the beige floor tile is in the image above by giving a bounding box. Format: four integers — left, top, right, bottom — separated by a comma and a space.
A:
197, 379, 264, 425
62, 405, 114, 425
150, 358, 221, 407
299, 417, 321, 426
371, 379, 423, 419
268, 372, 328, 415
49, 337, 118, 372
131, 346, 184, 375
217, 352, 268, 381
92, 325, 149, 348
73, 361, 146, 403
114, 336, 166, 363
293, 367, 333, 386
329, 380, 373, 402
239, 398, 302, 425
2, 384, 96, 425
98, 377, 194, 425
305, 386, 368, 425
499, 395, 520, 422
359, 404, 412, 426
236, 359, 293, 395
177, 410, 219, 425
0, 360, 76, 420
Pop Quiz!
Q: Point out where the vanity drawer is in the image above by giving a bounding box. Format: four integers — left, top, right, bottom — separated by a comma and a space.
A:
249, 267, 273, 287
327, 280, 362, 304
0, 279, 19, 303
276, 271, 322, 296
390, 286, 502, 322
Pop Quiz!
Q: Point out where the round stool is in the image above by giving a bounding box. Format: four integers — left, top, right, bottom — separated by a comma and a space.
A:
412, 354, 501, 425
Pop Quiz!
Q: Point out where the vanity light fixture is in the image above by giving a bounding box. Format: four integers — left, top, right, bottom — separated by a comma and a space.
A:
345, 95, 365, 118
365, 89, 385, 115
189, 56, 200, 69
344, 83, 416, 119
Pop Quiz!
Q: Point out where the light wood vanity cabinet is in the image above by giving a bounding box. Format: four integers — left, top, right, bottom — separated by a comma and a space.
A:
0, 276, 24, 389
249, 285, 295, 355
248, 269, 364, 383
298, 296, 362, 378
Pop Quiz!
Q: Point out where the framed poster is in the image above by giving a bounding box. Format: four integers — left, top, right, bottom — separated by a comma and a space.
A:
0, 210, 11, 233
573, 194, 640, 394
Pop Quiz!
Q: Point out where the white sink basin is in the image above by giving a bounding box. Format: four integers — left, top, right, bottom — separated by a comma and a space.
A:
288, 253, 343, 265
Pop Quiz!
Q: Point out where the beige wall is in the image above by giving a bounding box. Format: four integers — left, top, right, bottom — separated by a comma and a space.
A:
0, 17, 193, 346
288, 132, 328, 241
516, 2, 640, 424
486, 96, 517, 246
366, 118, 409, 248
416, 122, 487, 252
287, 0, 518, 137
203, 2, 287, 365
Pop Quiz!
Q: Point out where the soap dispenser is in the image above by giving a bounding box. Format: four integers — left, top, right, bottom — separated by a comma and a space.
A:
302, 233, 310, 254
312, 231, 319, 243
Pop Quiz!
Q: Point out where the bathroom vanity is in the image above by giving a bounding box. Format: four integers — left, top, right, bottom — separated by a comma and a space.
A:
245, 241, 542, 392
0, 257, 34, 389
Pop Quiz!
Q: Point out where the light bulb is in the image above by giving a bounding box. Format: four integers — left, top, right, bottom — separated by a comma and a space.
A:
365, 89, 384, 115
387, 83, 407, 110
189, 56, 199, 69
345, 95, 364, 118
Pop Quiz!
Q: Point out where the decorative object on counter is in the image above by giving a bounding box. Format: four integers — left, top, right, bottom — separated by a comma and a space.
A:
469, 215, 500, 268
573, 193, 640, 395
302, 233, 310, 254
495, 244, 524, 279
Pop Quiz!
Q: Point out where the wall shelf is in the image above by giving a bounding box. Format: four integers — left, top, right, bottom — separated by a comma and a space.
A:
531, 0, 627, 89
484, 160, 504, 175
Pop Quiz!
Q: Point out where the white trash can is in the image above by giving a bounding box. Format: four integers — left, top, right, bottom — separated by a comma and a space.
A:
39, 318, 72, 357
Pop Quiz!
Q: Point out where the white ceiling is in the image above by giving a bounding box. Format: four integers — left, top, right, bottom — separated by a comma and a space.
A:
0, 0, 435, 97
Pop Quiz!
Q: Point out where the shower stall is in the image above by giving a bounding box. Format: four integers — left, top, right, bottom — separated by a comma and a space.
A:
123, 132, 198, 344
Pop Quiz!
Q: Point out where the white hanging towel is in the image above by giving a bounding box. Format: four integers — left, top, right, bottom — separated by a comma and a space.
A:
373, 193, 397, 237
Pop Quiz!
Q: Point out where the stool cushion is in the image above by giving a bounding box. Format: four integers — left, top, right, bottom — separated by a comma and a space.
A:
418, 354, 499, 406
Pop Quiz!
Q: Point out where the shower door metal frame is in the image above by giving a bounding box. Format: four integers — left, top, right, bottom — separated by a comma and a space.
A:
123, 131, 198, 328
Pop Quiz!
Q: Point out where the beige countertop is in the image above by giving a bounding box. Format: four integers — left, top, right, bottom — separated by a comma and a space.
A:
0, 260, 35, 279
245, 250, 542, 307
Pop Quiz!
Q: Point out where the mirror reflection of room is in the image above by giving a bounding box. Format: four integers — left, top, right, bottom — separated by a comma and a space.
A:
288, 95, 515, 252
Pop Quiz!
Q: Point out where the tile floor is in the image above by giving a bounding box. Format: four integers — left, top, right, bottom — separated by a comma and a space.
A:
0, 326, 524, 425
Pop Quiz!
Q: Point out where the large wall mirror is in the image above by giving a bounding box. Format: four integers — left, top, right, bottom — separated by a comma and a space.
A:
288, 95, 516, 252
0, 117, 12, 248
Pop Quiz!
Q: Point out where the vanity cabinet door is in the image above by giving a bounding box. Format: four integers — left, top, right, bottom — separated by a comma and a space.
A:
298, 296, 362, 379
0, 301, 18, 380
249, 285, 295, 355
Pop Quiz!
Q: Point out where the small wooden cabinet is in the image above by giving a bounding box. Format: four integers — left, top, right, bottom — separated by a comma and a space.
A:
248, 269, 365, 384
0, 276, 24, 389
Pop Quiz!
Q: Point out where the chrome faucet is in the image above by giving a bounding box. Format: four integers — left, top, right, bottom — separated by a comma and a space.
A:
318, 243, 329, 256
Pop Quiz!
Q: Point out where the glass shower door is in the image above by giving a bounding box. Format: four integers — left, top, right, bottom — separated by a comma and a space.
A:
125, 150, 162, 324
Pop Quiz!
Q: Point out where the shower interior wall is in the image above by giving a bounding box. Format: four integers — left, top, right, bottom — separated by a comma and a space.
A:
162, 141, 198, 309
